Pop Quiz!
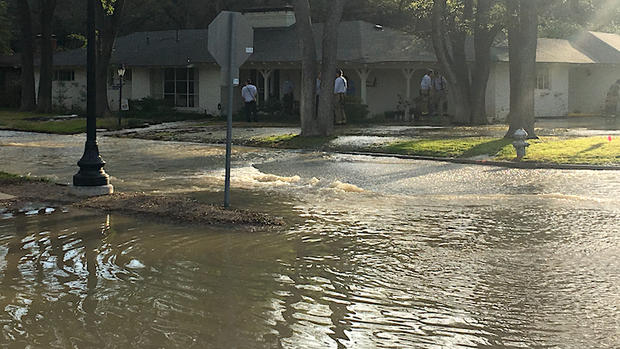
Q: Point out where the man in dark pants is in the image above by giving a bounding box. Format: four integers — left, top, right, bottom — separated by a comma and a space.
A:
333, 70, 347, 125
241, 79, 258, 122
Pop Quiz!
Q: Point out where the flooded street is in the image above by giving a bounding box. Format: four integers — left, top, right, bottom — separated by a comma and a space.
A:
1, 130, 619, 348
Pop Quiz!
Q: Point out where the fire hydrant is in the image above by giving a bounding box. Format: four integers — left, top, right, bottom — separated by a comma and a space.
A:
512, 128, 529, 160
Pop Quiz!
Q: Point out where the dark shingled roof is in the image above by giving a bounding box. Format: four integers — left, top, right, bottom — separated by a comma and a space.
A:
52, 21, 433, 67
52, 21, 620, 67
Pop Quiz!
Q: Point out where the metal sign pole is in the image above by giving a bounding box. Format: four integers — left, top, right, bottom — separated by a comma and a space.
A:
224, 13, 235, 208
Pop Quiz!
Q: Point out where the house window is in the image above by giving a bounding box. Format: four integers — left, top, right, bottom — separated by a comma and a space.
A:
163, 68, 196, 107
536, 67, 550, 90
53, 70, 75, 81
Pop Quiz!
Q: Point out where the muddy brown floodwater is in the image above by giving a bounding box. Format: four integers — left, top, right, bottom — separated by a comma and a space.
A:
1, 130, 619, 348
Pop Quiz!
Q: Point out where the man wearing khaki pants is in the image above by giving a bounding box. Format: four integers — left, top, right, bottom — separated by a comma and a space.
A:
333, 70, 347, 125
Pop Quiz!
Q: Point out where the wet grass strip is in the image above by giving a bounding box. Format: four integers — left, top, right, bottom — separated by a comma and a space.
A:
384, 137, 512, 158
0, 171, 49, 184
248, 133, 336, 150
0, 109, 210, 134
0, 109, 111, 134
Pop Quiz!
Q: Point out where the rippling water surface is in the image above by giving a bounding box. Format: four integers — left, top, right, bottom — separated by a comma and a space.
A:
1, 131, 619, 348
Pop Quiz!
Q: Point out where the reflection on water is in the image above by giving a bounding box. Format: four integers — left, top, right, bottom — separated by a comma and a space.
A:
1, 200, 618, 348
1, 131, 619, 347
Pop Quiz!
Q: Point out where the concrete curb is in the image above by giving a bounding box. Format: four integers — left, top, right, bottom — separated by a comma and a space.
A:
339, 151, 620, 171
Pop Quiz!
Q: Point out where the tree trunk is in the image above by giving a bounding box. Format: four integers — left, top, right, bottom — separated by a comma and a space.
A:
316, 0, 346, 136
470, 0, 498, 125
505, 0, 538, 138
95, 0, 125, 118
36, 0, 57, 113
431, 0, 472, 124
520, 0, 538, 138
293, 0, 319, 136
17, 0, 36, 111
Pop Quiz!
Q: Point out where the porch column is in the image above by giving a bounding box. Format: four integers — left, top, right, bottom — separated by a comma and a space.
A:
402, 68, 415, 120
259, 69, 272, 104
356, 67, 371, 104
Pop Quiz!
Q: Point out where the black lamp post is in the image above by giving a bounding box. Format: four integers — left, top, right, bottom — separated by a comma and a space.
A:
72, 0, 111, 192
117, 65, 125, 126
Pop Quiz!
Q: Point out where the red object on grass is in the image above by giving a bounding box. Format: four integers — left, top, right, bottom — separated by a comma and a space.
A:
609, 136, 613, 142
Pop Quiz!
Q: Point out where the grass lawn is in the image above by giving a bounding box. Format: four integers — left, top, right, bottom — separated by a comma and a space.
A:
0, 109, 211, 134
247, 134, 619, 165
495, 136, 620, 165
0, 171, 48, 184
386, 136, 619, 165
384, 137, 512, 158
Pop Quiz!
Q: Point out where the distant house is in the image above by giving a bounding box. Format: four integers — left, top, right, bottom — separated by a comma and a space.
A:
44, 7, 620, 120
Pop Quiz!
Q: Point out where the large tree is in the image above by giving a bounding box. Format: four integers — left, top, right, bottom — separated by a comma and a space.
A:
505, 0, 538, 138
95, 0, 125, 117
294, 0, 347, 137
430, 0, 502, 125
315, 0, 347, 136
36, 0, 57, 113
15, 0, 36, 111
0, 1, 11, 54
293, 0, 319, 135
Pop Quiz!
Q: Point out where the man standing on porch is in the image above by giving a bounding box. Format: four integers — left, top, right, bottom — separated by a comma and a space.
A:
242, 79, 258, 122
334, 70, 347, 125
420, 70, 433, 116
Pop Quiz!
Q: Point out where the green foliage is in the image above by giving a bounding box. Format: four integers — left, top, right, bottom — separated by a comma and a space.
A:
540, 0, 620, 38
129, 97, 174, 114
66, 33, 87, 49
100, 0, 120, 15
344, 96, 370, 123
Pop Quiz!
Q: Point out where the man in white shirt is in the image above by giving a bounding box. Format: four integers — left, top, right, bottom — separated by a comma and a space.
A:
241, 79, 258, 122
333, 70, 347, 125
420, 70, 433, 116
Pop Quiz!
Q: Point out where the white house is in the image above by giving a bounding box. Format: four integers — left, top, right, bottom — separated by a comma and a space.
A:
44, 7, 620, 121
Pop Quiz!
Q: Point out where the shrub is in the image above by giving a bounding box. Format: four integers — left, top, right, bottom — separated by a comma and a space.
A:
129, 97, 174, 113
344, 96, 370, 123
